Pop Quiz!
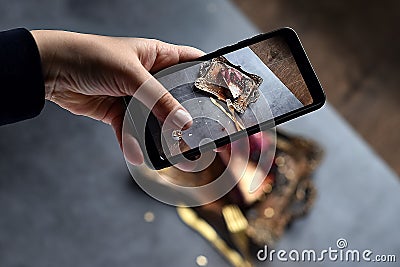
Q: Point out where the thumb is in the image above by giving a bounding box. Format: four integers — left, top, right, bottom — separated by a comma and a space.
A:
132, 65, 193, 130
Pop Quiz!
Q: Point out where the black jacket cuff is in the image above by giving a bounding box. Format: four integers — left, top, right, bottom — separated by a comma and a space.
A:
0, 28, 45, 126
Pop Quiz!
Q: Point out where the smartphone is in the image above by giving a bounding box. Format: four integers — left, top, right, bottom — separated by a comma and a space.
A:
124, 28, 325, 169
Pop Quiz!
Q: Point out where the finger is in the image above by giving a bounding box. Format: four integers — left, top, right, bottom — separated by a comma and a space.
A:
122, 133, 144, 165
107, 106, 143, 165
110, 109, 125, 149
149, 42, 205, 73
175, 45, 205, 61
132, 65, 193, 130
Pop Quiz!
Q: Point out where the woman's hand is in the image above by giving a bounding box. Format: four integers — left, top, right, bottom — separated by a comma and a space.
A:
31, 30, 204, 165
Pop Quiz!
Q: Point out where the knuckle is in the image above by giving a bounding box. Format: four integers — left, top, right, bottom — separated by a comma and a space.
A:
155, 94, 178, 119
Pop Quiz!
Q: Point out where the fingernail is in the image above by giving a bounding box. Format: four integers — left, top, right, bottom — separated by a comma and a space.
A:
172, 109, 193, 129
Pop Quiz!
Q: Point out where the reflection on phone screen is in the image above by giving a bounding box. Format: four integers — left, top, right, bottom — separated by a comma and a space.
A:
153, 36, 313, 158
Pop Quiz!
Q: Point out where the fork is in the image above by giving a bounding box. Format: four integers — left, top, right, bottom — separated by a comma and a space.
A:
177, 206, 252, 267
226, 99, 244, 131
222, 205, 252, 263
210, 97, 244, 131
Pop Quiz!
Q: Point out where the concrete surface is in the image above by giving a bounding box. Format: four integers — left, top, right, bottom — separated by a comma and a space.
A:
0, 0, 398, 266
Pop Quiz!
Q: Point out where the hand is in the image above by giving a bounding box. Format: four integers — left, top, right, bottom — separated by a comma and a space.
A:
31, 30, 204, 165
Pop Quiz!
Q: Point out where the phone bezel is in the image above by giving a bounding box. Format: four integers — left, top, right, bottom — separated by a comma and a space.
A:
128, 28, 326, 169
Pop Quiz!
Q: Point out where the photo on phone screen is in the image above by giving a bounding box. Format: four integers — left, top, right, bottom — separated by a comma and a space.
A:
153, 35, 313, 157
125, 28, 325, 169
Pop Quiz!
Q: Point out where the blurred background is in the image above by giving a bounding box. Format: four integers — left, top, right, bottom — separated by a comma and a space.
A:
0, 0, 398, 267
232, 0, 400, 174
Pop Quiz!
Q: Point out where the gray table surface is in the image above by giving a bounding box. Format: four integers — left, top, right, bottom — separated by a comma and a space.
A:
0, 0, 399, 266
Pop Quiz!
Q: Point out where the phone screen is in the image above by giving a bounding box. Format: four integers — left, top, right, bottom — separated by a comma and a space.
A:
124, 29, 325, 169
150, 35, 314, 159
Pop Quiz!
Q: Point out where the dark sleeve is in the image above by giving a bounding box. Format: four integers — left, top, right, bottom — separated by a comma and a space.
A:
0, 28, 45, 126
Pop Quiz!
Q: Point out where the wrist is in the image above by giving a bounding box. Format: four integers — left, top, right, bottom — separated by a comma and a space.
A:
30, 30, 59, 100
30, 30, 115, 100
31, 30, 86, 100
